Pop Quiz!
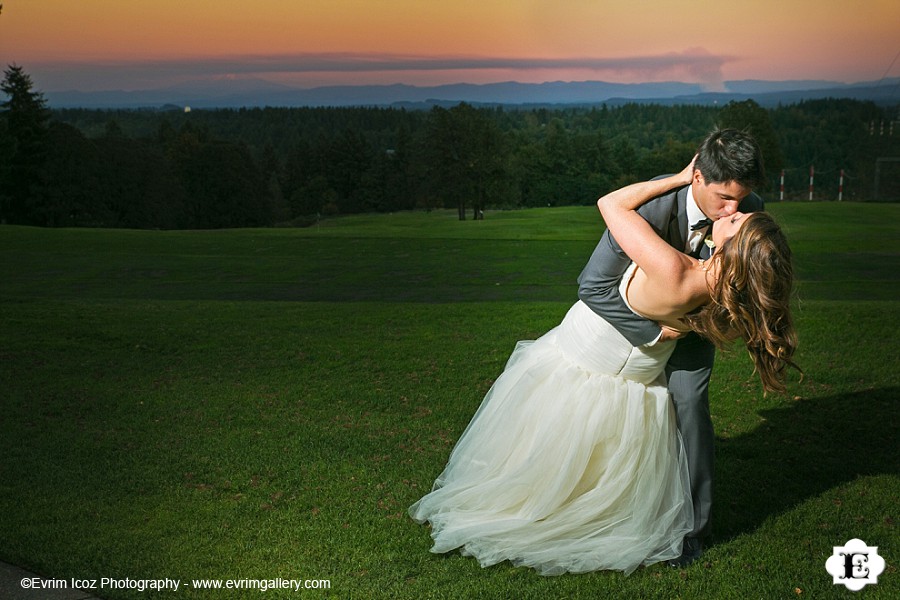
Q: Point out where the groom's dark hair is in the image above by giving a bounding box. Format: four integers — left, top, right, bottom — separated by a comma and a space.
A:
694, 128, 765, 190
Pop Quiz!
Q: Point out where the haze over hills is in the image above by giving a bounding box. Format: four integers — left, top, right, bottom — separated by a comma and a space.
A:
43, 77, 900, 110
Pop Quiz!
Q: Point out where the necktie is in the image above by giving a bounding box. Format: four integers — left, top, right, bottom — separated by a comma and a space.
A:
691, 218, 713, 231
688, 218, 712, 257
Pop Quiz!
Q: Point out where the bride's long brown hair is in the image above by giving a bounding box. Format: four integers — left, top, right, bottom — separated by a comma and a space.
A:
684, 212, 800, 393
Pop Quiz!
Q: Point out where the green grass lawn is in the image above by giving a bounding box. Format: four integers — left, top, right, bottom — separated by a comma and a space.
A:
1, 202, 898, 599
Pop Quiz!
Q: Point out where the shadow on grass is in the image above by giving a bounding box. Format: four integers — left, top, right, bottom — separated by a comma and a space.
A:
713, 386, 899, 543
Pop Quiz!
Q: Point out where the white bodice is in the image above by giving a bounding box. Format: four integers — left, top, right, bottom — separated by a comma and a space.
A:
555, 301, 675, 385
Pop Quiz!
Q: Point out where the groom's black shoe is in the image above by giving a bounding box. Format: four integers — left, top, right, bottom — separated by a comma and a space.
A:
667, 537, 703, 568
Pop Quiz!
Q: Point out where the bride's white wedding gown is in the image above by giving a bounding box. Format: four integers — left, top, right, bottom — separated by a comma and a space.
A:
409, 265, 693, 576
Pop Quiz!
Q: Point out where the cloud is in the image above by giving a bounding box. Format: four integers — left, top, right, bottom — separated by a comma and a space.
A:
29, 49, 734, 91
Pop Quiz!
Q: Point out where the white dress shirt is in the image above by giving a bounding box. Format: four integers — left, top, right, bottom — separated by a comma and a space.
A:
685, 185, 710, 254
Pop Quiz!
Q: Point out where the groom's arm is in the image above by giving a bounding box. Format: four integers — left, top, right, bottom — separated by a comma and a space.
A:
577, 194, 677, 347
577, 230, 660, 346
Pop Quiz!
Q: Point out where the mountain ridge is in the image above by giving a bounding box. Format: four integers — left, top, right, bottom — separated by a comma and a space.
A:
43, 77, 900, 109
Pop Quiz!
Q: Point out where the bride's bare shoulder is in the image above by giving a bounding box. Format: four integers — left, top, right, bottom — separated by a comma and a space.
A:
632, 256, 709, 316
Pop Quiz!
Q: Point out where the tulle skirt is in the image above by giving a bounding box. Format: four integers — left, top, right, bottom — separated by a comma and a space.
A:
409, 301, 693, 575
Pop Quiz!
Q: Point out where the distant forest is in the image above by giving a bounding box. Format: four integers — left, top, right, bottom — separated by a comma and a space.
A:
2, 65, 898, 229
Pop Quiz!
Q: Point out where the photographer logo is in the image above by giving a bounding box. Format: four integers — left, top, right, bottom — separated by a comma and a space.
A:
825, 538, 885, 591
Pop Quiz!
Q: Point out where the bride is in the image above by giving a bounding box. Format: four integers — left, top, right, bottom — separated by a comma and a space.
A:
409, 160, 798, 576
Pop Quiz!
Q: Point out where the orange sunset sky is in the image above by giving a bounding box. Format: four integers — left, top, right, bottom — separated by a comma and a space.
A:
1, 0, 898, 92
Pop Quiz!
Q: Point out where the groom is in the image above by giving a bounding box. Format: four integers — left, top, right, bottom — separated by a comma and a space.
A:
577, 128, 766, 567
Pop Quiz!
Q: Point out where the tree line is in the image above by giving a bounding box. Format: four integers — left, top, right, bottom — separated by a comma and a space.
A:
2, 64, 898, 229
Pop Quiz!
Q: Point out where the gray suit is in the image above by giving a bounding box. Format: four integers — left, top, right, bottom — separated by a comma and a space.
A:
577, 181, 763, 540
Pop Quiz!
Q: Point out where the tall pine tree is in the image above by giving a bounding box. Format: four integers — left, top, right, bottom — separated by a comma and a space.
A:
1, 64, 50, 224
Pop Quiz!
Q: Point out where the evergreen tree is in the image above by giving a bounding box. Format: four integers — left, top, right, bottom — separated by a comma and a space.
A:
1, 64, 50, 224
422, 104, 508, 220
718, 99, 784, 188
39, 122, 97, 226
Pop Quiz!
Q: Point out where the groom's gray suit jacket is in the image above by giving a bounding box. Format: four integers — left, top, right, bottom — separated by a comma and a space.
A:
577, 180, 763, 539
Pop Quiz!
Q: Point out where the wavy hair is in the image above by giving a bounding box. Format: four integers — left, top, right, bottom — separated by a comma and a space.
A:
684, 212, 800, 393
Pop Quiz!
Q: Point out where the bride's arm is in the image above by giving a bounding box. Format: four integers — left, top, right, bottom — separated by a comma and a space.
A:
597, 161, 696, 288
